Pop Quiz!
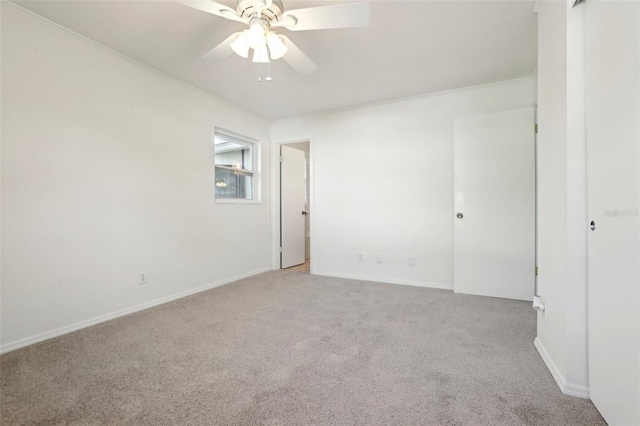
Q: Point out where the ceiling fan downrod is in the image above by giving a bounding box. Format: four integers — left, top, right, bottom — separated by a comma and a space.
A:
236, 0, 284, 24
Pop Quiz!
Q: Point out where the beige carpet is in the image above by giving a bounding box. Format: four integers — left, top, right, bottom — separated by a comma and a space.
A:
1, 269, 604, 425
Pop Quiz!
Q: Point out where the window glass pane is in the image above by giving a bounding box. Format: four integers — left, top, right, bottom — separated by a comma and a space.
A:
215, 167, 253, 199
213, 130, 255, 200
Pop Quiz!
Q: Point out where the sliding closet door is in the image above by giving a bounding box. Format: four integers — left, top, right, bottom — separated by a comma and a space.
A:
586, 2, 640, 424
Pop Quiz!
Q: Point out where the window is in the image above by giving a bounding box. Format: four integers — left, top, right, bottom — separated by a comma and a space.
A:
214, 129, 257, 201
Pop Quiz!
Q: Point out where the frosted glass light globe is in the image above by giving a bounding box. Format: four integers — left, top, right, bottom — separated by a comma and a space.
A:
246, 22, 266, 50
266, 32, 288, 60
230, 31, 250, 58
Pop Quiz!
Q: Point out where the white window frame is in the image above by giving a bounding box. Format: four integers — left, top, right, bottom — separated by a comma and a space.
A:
213, 128, 261, 204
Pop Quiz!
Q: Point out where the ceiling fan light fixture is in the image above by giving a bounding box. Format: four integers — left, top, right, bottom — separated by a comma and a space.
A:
266, 32, 288, 60
179, 0, 369, 76
246, 21, 267, 50
230, 31, 250, 58
252, 45, 271, 63
280, 15, 297, 30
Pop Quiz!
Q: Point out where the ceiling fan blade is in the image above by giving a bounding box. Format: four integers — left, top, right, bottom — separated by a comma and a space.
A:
202, 32, 240, 61
279, 35, 318, 75
177, 1, 248, 24
276, 2, 370, 31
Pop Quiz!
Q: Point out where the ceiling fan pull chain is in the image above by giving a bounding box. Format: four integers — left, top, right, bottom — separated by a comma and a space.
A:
266, 62, 272, 81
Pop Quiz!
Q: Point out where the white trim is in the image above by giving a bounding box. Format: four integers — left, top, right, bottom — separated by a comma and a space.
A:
277, 77, 534, 122
534, 337, 566, 392
214, 129, 262, 204
271, 137, 314, 270
564, 383, 590, 399
0, 267, 271, 354
312, 270, 453, 291
215, 127, 259, 144
533, 337, 590, 399
215, 198, 262, 205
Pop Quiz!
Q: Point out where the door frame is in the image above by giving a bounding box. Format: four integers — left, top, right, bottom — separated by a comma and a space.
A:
271, 137, 314, 272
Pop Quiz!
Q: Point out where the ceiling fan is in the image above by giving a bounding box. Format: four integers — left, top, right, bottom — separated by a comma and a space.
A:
178, 0, 370, 75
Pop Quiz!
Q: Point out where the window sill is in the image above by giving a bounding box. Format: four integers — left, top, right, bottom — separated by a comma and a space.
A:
215, 198, 262, 205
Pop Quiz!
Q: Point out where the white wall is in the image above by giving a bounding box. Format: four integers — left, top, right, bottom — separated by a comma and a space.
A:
534, 0, 589, 397
535, 0, 569, 391
0, 5, 272, 352
271, 79, 534, 287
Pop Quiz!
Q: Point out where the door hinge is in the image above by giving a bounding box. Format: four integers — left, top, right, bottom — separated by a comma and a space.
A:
535, 266, 538, 276
279, 247, 283, 253
279, 155, 283, 163
535, 124, 539, 134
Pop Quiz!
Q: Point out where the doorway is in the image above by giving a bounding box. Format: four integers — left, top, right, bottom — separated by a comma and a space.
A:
280, 141, 310, 270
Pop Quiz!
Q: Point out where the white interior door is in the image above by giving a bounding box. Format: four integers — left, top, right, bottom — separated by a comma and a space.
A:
281, 145, 306, 268
586, 1, 640, 424
453, 108, 535, 301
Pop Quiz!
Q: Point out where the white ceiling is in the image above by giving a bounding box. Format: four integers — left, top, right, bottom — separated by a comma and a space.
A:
12, 0, 538, 120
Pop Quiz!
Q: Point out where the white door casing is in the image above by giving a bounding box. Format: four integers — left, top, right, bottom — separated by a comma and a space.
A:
453, 108, 536, 301
586, 1, 640, 424
280, 145, 306, 268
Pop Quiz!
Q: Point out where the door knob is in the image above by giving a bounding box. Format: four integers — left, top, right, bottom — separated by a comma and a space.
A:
456, 212, 464, 219
302, 211, 308, 216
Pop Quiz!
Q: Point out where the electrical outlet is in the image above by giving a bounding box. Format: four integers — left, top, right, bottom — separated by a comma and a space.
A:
409, 257, 416, 267
358, 253, 363, 262
376, 255, 382, 264
139, 271, 147, 285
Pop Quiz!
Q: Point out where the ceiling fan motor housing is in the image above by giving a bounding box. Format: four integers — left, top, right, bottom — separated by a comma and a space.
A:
236, 0, 284, 25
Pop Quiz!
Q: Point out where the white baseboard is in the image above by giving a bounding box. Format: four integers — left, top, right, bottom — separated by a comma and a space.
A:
563, 382, 590, 399
311, 270, 453, 291
533, 337, 590, 399
0, 267, 271, 354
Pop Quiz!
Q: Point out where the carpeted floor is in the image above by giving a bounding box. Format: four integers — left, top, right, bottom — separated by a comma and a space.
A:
1, 270, 605, 425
